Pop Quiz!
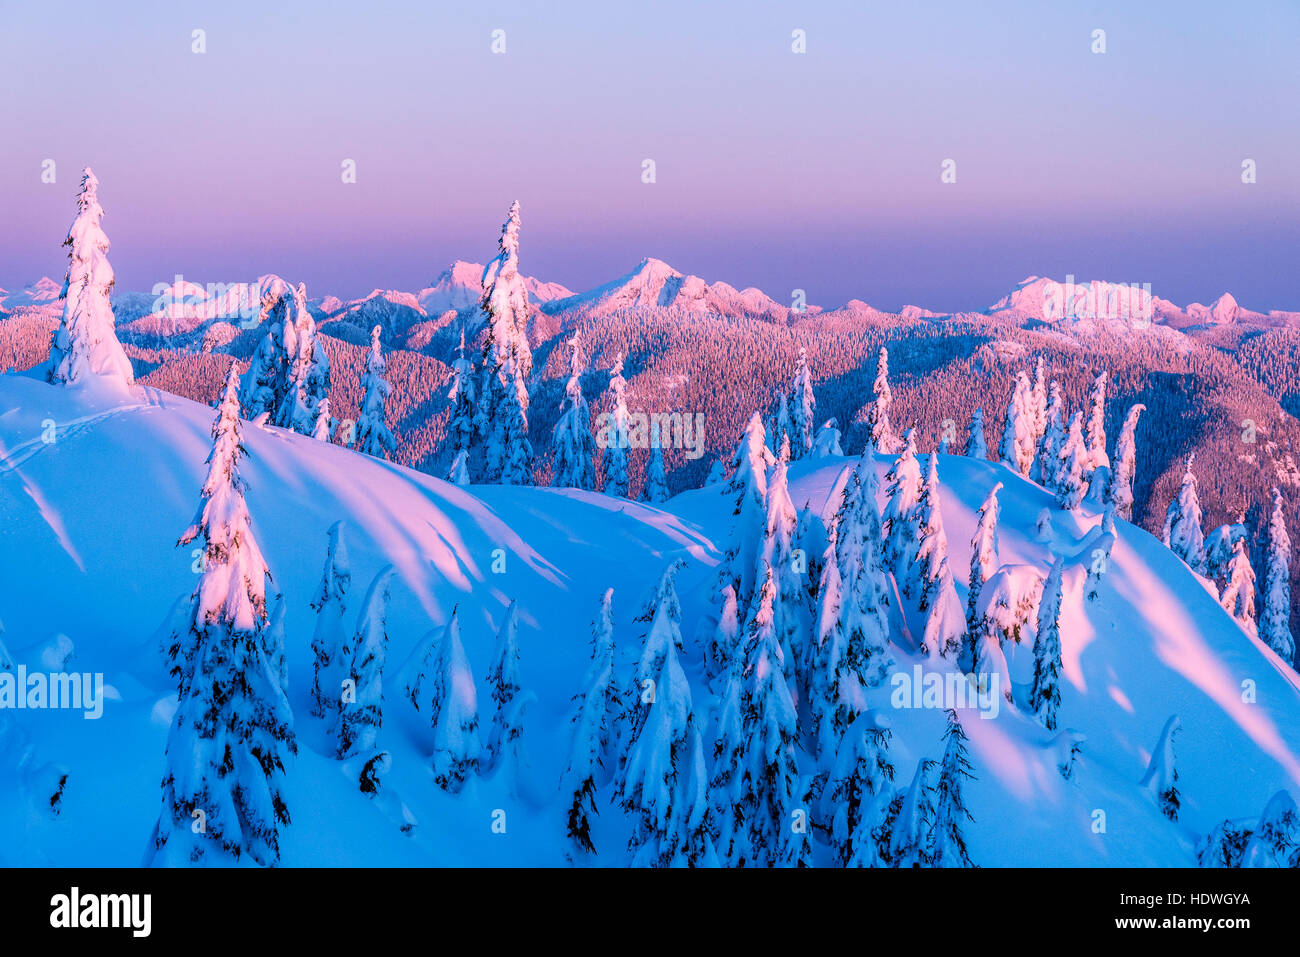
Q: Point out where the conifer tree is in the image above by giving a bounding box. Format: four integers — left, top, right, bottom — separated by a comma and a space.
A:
275, 283, 330, 435
561, 588, 618, 860
480, 200, 533, 407
883, 759, 937, 867
48, 168, 134, 389
495, 358, 534, 485
551, 332, 596, 490
1220, 538, 1259, 639
311, 396, 333, 442
1262, 488, 1295, 664
485, 599, 523, 772
241, 277, 296, 419
930, 710, 976, 868
640, 419, 670, 503
916, 455, 965, 658
967, 482, 1003, 634
708, 584, 741, 681
1030, 356, 1048, 450
1107, 403, 1145, 520
1162, 455, 1207, 574
823, 710, 894, 865
707, 652, 749, 866
882, 430, 925, 598
445, 326, 477, 477
602, 353, 632, 497
1035, 381, 1066, 488
1055, 412, 1090, 510
999, 371, 1035, 476
149, 365, 295, 866
1085, 371, 1109, 473
1140, 715, 1181, 822
407, 609, 481, 792
790, 346, 815, 459
309, 521, 352, 729
336, 565, 395, 760
867, 346, 900, 453
718, 413, 775, 611
1030, 557, 1064, 731
966, 407, 988, 460
355, 325, 396, 459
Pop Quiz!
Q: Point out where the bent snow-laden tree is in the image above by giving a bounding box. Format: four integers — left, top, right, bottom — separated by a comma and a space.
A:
1162, 455, 1207, 575
148, 365, 296, 866
1140, 715, 1182, 822
1106, 403, 1145, 521
48, 167, 134, 390
1219, 537, 1258, 639
355, 325, 397, 460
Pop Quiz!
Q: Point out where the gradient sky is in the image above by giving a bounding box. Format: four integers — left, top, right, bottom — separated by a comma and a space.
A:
2, 0, 1299, 313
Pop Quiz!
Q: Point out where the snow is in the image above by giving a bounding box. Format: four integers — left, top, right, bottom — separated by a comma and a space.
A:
3, 374, 1300, 865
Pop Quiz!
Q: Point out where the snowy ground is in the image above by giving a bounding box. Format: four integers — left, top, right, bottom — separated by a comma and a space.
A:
1, 374, 1298, 866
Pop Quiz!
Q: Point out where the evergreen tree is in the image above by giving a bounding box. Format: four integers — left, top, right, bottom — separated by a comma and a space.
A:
495, 357, 534, 485
707, 654, 749, 866
1162, 455, 1207, 574
241, 277, 296, 419
1220, 538, 1259, 639
309, 521, 352, 730
739, 566, 801, 866
966, 407, 988, 460
1140, 715, 1182, 822
275, 283, 330, 435
485, 599, 523, 772
1029, 557, 1064, 731
336, 565, 395, 760
561, 588, 618, 860
311, 397, 333, 443
967, 482, 1003, 634
770, 393, 794, 459
48, 167, 134, 390
602, 353, 632, 497
1030, 356, 1048, 451
445, 326, 477, 476
640, 420, 670, 503
708, 584, 741, 681
1085, 371, 1110, 472
148, 365, 295, 866
718, 413, 775, 611
1106, 403, 1145, 520
930, 710, 976, 868
916, 455, 965, 658
832, 444, 893, 688
790, 346, 815, 459
883, 759, 937, 867
480, 200, 533, 409
1035, 381, 1066, 488
1262, 488, 1295, 664
551, 332, 596, 490
407, 609, 481, 792
999, 371, 1035, 476
823, 710, 894, 865
882, 430, 925, 598
353, 325, 396, 459
755, 458, 804, 684
867, 346, 900, 453
1055, 412, 1090, 510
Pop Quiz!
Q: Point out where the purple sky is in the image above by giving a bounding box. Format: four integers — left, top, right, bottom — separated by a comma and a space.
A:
2, 0, 1299, 313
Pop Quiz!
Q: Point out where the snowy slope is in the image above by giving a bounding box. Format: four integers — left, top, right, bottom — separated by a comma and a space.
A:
1, 374, 1299, 865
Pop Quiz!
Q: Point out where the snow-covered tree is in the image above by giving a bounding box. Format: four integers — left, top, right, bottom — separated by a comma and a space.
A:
966, 482, 1003, 634
812, 417, 843, 458
1029, 557, 1064, 731
561, 588, 618, 859
1239, 790, 1300, 868
1030, 357, 1048, 449
966, 407, 988, 460
240, 277, 296, 419
407, 609, 481, 792
480, 200, 533, 403
1055, 412, 1090, 510
48, 168, 134, 390
602, 353, 632, 497
790, 346, 815, 459
769, 393, 794, 459
1162, 455, 1207, 575
831, 445, 893, 686
495, 357, 534, 486
484, 599, 523, 773
882, 430, 925, 598
930, 710, 976, 867
275, 283, 330, 435
1085, 371, 1109, 472
1087, 506, 1116, 601
640, 419, 670, 503
355, 325, 396, 460
738, 566, 801, 866
148, 365, 295, 866
309, 521, 352, 730
882, 759, 937, 867
336, 565, 395, 760
445, 326, 477, 476
311, 397, 333, 443
1106, 403, 1145, 521
718, 412, 775, 610
1140, 715, 1181, 822
823, 710, 894, 865
916, 455, 965, 658
755, 458, 804, 682
551, 333, 596, 490
1034, 381, 1065, 487
707, 582, 743, 683
1262, 488, 1295, 664
867, 346, 900, 453
999, 371, 1035, 476
1220, 538, 1258, 639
